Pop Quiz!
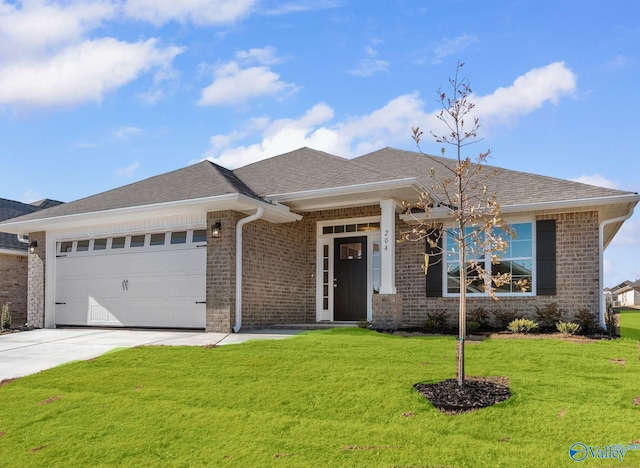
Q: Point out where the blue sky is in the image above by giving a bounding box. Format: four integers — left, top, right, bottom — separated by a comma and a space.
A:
0, 0, 638, 288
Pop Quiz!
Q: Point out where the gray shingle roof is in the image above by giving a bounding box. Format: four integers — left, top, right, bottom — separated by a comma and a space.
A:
5, 160, 260, 224
1, 147, 635, 228
0, 198, 40, 250
234, 147, 396, 196
353, 147, 633, 206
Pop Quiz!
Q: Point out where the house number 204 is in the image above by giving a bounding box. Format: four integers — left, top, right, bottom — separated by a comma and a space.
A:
384, 229, 389, 250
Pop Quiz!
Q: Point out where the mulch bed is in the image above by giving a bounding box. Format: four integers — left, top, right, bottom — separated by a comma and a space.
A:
414, 376, 511, 415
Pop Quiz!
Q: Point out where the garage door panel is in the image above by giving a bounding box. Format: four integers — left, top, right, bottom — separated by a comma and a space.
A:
189, 277, 206, 298
168, 278, 189, 298
55, 241, 205, 329
146, 278, 167, 298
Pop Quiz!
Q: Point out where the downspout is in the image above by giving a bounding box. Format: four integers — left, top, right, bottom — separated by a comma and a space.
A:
232, 207, 264, 333
17, 234, 29, 244
599, 210, 635, 329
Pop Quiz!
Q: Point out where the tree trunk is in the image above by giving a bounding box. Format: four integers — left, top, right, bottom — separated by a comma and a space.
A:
457, 238, 467, 386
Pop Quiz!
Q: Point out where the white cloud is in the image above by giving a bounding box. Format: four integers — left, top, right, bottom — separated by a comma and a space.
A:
116, 161, 141, 178
432, 34, 478, 64
205, 103, 336, 167
472, 62, 577, 126
0, 2, 186, 110
20, 189, 43, 204
203, 62, 578, 169
235, 47, 282, 65
261, 1, 340, 16
0, 38, 184, 109
571, 174, 619, 189
606, 54, 632, 69
349, 45, 389, 77
123, 0, 257, 25
609, 213, 640, 248
197, 47, 298, 106
113, 126, 144, 141
0, 0, 117, 61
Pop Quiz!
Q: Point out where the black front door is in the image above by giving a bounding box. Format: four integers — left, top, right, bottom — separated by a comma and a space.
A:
334, 237, 367, 321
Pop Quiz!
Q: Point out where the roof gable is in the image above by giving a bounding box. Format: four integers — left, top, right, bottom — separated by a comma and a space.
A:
233, 147, 395, 196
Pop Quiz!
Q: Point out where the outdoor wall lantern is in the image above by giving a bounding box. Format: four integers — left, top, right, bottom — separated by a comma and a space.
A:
28, 240, 38, 253
211, 221, 222, 238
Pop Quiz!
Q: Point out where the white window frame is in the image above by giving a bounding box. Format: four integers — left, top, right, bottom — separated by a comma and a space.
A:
442, 218, 536, 298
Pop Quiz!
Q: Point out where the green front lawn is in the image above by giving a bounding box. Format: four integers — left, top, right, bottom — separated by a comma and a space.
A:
1, 329, 639, 467
620, 308, 640, 340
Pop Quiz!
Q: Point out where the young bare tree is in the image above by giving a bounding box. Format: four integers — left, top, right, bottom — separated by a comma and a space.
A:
402, 62, 527, 386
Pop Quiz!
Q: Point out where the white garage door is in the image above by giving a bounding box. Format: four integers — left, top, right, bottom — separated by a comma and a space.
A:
54, 230, 206, 329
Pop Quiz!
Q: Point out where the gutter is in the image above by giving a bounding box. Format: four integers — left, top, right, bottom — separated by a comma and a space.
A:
232, 207, 264, 333
599, 209, 635, 329
400, 193, 640, 222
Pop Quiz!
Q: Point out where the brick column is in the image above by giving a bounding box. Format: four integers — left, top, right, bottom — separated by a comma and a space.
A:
206, 211, 240, 333
27, 231, 46, 328
372, 293, 403, 329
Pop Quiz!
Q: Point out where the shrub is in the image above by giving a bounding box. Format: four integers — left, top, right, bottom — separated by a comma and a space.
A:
422, 310, 449, 333
573, 308, 600, 335
466, 321, 480, 334
492, 308, 518, 330
556, 321, 580, 335
605, 300, 617, 339
468, 307, 490, 330
534, 303, 564, 331
507, 318, 539, 334
1, 303, 10, 330
356, 320, 371, 329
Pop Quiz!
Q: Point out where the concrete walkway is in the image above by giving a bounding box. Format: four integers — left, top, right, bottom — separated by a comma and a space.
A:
0, 328, 301, 382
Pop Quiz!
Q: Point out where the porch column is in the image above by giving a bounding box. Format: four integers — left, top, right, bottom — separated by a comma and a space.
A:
379, 199, 396, 294
27, 231, 46, 328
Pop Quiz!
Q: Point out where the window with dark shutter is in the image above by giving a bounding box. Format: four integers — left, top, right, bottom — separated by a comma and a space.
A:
425, 230, 443, 297
536, 220, 557, 296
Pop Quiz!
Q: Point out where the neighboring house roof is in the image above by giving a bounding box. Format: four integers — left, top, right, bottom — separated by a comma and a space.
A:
0, 147, 637, 240
613, 280, 640, 294
0, 198, 62, 251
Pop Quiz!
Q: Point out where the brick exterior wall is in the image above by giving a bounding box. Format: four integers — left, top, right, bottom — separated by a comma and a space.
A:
394, 211, 601, 328
206, 211, 240, 333
27, 231, 46, 328
207, 206, 601, 331
0, 252, 28, 327
208, 205, 382, 330
240, 218, 310, 328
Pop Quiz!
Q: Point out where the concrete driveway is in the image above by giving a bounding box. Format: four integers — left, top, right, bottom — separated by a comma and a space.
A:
0, 328, 301, 382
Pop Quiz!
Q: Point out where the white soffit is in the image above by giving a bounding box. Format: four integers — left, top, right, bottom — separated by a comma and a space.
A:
267, 178, 426, 212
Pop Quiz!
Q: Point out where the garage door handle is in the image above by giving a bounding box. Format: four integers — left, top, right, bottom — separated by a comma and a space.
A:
195, 301, 206, 304
55, 302, 66, 305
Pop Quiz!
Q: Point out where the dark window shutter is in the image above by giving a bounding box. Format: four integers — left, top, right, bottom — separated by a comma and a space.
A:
425, 230, 443, 297
536, 220, 556, 296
